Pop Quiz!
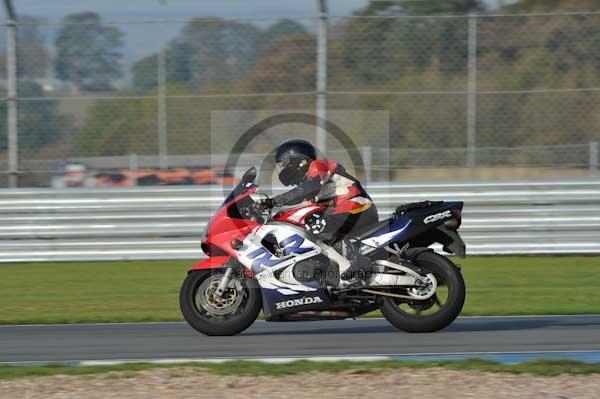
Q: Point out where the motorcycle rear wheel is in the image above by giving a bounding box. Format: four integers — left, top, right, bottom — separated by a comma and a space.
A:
380, 250, 465, 333
180, 270, 262, 336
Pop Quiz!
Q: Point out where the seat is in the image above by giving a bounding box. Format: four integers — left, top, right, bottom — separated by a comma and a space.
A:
353, 201, 444, 241
353, 218, 393, 240
394, 201, 443, 215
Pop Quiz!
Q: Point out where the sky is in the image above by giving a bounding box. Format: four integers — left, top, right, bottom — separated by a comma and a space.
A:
8, 0, 370, 69
10, 0, 508, 22
4, 0, 510, 82
12, 0, 369, 21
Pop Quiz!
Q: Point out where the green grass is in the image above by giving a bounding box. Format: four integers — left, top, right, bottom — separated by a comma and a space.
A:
0, 260, 190, 325
2, 359, 600, 380
0, 256, 599, 324
460, 256, 600, 316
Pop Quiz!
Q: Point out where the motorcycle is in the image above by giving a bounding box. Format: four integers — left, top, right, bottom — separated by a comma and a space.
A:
180, 167, 466, 335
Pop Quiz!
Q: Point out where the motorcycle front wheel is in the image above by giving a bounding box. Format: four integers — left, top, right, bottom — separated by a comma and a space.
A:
380, 251, 465, 333
179, 270, 262, 336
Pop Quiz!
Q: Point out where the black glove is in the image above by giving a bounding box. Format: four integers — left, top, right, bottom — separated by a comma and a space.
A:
261, 198, 275, 208
249, 198, 273, 217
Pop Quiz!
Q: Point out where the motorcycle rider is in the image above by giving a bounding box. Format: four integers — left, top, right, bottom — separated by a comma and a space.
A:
261, 139, 378, 287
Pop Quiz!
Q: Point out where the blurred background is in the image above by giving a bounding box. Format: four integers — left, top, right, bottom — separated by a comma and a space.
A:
0, 0, 599, 188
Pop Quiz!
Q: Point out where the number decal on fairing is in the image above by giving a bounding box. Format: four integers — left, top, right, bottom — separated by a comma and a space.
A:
247, 234, 312, 273
247, 249, 281, 272
279, 234, 312, 256
423, 210, 452, 224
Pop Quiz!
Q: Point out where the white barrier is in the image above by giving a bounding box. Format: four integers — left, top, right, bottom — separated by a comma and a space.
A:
0, 179, 598, 262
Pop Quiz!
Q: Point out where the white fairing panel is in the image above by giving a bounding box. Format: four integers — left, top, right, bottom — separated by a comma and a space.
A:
237, 223, 321, 295
361, 221, 412, 248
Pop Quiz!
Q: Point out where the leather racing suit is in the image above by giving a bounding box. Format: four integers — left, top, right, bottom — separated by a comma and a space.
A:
269, 159, 378, 285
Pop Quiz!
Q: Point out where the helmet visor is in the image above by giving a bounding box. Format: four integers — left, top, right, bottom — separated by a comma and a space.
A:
275, 160, 286, 174
275, 152, 291, 174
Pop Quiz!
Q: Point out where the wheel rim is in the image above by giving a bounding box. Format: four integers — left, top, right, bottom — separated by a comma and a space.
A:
393, 262, 454, 317
194, 275, 247, 319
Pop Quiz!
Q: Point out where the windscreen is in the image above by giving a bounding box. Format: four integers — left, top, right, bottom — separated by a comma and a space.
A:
220, 182, 255, 208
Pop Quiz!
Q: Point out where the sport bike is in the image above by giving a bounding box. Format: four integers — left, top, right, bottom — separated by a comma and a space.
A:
180, 167, 466, 335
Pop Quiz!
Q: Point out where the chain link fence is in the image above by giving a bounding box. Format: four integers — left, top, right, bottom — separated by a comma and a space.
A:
0, 4, 599, 187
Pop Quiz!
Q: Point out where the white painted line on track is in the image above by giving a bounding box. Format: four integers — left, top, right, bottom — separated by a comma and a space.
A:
4, 350, 600, 367
80, 356, 393, 366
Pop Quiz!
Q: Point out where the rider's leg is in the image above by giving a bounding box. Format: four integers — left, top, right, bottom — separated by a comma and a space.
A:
319, 206, 379, 285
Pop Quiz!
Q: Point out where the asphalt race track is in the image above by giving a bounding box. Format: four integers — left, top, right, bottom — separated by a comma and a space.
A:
2, 316, 600, 364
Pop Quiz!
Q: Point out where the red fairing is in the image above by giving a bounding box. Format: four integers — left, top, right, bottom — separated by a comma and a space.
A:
203, 187, 261, 258
189, 256, 230, 272
189, 186, 260, 273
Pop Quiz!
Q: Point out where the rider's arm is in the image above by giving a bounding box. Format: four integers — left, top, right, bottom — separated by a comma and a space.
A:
271, 177, 322, 207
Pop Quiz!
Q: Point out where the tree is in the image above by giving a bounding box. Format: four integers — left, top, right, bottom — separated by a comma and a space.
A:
131, 44, 194, 92
131, 54, 158, 92
260, 19, 307, 46
131, 18, 311, 93
131, 18, 261, 92
0, 82, 66, 151
355, 0, 484, 16
245, 33, 316, 93
76, 96, 157, 156
54, 12, 124, 92
336, 0, 486, 87
402, 0, 484, 14
176, 18, 262, 90
505, 0, 600, 12
17, 16, 50, 78
474, 0, 600, 149
0, 15, 50, 79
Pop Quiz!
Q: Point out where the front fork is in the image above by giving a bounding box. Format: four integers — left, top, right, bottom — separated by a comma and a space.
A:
214, 258, 250, 298
214, 267, 234, 297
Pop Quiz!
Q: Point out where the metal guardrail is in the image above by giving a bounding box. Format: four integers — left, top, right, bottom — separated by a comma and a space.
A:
0, 179, 598, 262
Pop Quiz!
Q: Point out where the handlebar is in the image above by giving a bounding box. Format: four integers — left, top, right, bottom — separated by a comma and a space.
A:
247, 192, 272, 223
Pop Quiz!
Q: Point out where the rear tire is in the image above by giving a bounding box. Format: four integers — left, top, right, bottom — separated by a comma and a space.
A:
380, 251, 465, 333
180, 270, 262, 336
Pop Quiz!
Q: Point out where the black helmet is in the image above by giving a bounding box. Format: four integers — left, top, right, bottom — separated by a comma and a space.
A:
275, 139, 316, 186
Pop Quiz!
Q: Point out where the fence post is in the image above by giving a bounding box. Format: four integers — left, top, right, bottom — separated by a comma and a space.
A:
590, 141, 598, 177
157, 47, 168, 170
316, 0, 328, 155
466, 13, 478, 168
6, 19, 18, 187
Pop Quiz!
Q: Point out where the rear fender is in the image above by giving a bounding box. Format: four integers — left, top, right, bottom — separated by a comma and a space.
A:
402, 247, 433, 261
438, 225, 466, 258
188, 256, 230, 273
403, 226, 466, 258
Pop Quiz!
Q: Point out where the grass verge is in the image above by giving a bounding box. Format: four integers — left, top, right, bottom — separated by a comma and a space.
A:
2, 359, 600, 380
1, 256, 599, 324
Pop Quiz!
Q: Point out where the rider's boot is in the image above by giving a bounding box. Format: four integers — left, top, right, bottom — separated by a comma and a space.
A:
333, 239, 373, 289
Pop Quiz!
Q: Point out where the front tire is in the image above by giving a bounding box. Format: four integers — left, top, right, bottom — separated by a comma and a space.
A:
380, 251, 465, 333
180, 270, 262, 336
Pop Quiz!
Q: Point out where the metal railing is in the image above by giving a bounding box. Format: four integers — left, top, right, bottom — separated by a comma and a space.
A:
0, 179, 598, 262
2, 7, 600, 186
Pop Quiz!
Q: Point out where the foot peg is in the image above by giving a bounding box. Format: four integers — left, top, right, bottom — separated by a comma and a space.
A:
338, 278, 367, 290
338, 270, 370, 289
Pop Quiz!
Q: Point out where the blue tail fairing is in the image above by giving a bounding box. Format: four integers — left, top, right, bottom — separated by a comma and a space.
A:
361, 201, 463, 249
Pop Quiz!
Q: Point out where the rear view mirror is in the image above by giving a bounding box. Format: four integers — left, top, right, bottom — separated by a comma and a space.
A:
242, 167, 257, 184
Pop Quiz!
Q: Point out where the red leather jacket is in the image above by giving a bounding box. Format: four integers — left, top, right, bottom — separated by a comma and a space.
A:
272, 160, 373, 215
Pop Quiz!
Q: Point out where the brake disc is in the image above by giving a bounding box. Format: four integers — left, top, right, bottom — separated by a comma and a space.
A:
407, 273, 438, 300
198, 277, 244, 316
